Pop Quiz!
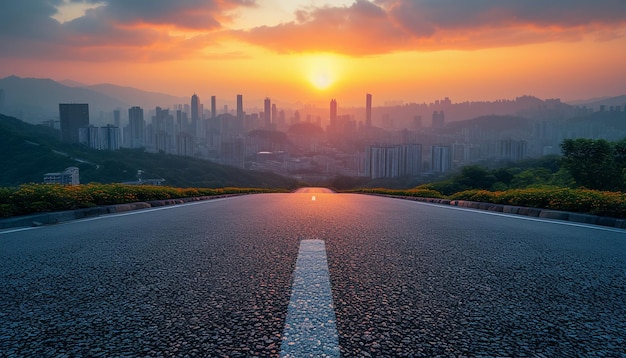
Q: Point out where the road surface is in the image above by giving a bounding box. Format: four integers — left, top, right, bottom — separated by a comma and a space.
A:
1, 190, 625, 357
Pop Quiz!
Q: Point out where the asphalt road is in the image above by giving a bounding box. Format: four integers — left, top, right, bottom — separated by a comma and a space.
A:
1, 190, 625, 357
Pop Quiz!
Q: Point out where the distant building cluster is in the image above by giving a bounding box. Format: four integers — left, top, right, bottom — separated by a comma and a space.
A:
59, 103, 121, 150
52, 90, 626, 184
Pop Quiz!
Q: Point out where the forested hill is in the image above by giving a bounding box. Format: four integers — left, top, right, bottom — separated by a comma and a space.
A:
0, 114, 301, 189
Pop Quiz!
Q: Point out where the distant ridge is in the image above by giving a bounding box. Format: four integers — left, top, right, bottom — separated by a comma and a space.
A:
59, 79, 88, 87
84, 83, 187, 110
566, 95, 626, 108
0, 76, 127, 124
0, 113, 301, 188
0, 76, 186, 125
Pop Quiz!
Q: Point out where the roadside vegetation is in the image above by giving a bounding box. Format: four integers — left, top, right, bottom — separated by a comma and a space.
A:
351, 138, 626, 218
0, 184, 285, 218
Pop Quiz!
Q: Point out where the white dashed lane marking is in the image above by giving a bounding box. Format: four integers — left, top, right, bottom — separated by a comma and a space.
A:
280, 239, 340, 357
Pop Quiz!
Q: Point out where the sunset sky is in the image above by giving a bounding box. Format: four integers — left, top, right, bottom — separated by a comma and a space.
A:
1, 0, 625, 107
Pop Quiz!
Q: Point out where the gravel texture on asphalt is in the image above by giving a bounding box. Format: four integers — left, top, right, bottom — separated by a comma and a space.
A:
1, 192, 625, 357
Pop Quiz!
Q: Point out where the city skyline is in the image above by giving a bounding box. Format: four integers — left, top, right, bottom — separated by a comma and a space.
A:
1, 1, 625, 106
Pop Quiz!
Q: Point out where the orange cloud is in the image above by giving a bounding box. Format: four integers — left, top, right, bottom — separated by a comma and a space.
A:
234, 0, 626, 55
0, 0, 253, 62
1, 0, 625, 62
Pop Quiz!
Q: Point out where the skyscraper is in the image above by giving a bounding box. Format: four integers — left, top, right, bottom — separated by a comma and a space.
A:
272, 104, 277, 126
237, 94, 244, 121
264, 97, 271, 128
366, 93, 372, 127
211, 96, 216, 118
330, 99, 337, 127
191, 94, 200, 135
59, 103, 89, 143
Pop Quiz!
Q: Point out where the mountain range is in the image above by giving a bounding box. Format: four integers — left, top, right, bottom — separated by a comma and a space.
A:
0, 76, 186, 125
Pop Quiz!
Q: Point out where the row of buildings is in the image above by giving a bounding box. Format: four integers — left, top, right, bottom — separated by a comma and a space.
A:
57, 93, 534, 183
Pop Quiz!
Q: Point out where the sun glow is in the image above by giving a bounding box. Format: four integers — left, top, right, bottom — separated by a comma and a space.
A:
304, 54, 342, 91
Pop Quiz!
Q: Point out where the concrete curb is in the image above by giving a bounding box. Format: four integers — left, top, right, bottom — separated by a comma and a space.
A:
373, 194, 626, 230
0, 194, 244, 230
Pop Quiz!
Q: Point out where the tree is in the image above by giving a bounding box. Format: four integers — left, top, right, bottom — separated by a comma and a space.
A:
454, 165, 497, 190
560, 139, 619, 190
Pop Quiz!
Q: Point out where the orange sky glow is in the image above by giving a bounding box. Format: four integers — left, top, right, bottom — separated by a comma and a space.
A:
1, 0, 625, 107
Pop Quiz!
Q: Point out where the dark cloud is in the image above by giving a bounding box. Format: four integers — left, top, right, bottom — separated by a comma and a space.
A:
1, 0, 624, 61
0, 0, 254, 61
383, 0, 626, 33
236, 0, 626, 55
0, 0, 62, 39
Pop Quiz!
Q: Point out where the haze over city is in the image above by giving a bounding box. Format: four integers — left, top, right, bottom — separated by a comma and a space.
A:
3, 2, 626, 357
1, 0, 625, 106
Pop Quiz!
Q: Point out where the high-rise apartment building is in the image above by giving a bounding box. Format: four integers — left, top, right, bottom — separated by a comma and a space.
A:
431, 145, 452, 173
113, 109, 121, 127
128, 106, 145, 148
365, 144, 422, 179
496, 139, 527, 161
59, 103, 89, 143
211, 96, 217, 118
366, 93, 372, 127
79, 125, 120, 150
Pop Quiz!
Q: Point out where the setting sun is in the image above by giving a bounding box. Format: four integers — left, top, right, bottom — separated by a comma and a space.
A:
310, 71, 333, 90
303, 54, 343, 91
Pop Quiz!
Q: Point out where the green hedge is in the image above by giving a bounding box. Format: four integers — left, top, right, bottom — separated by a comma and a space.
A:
0, 183, 284, 218
354, 187, 626, 218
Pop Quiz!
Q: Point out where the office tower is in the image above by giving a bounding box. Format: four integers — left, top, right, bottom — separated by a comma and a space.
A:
237, 94, 243, 121
330, 99, 337, 127
191, 94, 200, 135
59, 103, 89, 143
128, 106, 145, 148
211, 96, 216, 118
264, 97, 271, 128
366, 93, 372, 127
